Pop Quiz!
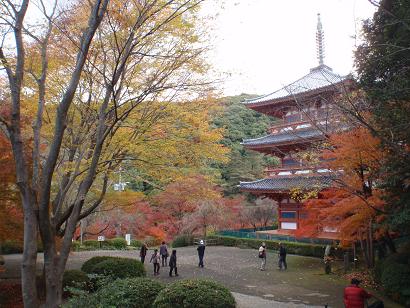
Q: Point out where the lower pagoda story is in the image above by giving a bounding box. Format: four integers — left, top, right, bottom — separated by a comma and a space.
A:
239, 173, 335, 236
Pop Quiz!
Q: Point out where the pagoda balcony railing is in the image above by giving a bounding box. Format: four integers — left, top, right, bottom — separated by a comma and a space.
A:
264, 164, 331, 177
269, 118, 335, 134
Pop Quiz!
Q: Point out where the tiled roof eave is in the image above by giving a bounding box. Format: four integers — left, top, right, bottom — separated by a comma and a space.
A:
244, 80, 348, 108
242, 135, 324, 148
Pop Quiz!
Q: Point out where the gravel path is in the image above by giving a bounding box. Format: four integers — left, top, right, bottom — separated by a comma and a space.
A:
1, 246, 400, 308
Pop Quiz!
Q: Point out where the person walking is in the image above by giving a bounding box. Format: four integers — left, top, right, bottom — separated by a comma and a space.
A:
160, 241, 169, 267
150, 249, 161, 275
278, 242, 287, 270
258, 242, 266, 271
140, 243, 148, 264
344, 278, 376, 308
197, 239, 206, 268
169, 249, 178, 277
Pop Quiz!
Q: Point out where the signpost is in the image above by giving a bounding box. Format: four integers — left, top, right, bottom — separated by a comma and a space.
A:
98, 236, 105, 249
125, 234, 131, 246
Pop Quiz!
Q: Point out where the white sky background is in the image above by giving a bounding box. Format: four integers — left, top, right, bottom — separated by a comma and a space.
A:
202, 0, 377, 96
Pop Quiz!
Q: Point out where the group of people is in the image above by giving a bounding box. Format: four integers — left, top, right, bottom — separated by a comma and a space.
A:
138, 239, 206, 277
258, 242, 287, 271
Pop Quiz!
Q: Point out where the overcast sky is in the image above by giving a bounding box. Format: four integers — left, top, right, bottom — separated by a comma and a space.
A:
202, 0, 377, 96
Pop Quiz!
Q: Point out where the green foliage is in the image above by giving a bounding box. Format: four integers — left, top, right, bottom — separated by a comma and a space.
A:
130, 239, 143, 247
81, 256, 117, 274
207, 235, 331, 258
83, 240, 100, 249
212, 94, 277, 196
355, 0, 410, 233
153, 279, 235, 308
0, 240, 23, 254
172, 235, 194, 247
64, 278, 164, 308
62, 270, 90, 294
90, 257, 146, 279
381, 263, 410, 306
106, 238, 128, 249
71, 241, 81, 252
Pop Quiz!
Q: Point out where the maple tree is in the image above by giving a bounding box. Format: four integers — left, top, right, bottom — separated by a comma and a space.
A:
0, 1, 216, 306
295, 127, 390, 267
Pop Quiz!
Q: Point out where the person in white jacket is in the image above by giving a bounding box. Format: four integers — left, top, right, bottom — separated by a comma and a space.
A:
258, 242, 266, 271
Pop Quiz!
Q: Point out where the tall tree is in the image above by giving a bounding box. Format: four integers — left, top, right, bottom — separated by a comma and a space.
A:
0, 0, 210, 306
355, 0, 410, 233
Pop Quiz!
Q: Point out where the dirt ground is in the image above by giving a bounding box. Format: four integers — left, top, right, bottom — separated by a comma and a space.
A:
1, 246, 402, 308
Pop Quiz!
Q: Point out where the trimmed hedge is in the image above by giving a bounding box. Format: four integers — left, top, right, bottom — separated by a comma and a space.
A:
172, 235, 194, 248
62, 270, 89, 295
130, 239, 143, 247
81, 256, 117, 273
0, 241, 23, 254
105, 238, 127, 250
83, 240, 100, 249
90, 257, 146, 279
64, 278, 164, 308
206, 235, 328, 258
153, 279, 235, 308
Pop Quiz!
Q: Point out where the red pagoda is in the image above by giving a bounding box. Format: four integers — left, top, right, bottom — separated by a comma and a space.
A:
239, 14, 353, 236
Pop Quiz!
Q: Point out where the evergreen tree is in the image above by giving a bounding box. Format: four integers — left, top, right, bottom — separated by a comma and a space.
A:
355, 0, 410, 232
213, 94, 277, 196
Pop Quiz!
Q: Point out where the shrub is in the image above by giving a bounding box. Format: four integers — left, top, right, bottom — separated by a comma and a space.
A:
0, 240, 23, 254
62, 270, 89, 296
64, 278, 164, 308
144, 236, 162, 247
71, 241, 81, 252
81, 256, 117, 273
106, 238, 127, 250
130, 239, 143, 247
83, 240, 100, 249
206, 235, 328, 258
381, 263, 410, 305
172, 235, 194, 248
153, 279, 235, 308
90, 257, 146, 279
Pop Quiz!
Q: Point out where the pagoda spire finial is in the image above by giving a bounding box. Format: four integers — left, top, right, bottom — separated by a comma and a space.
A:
316, 13, 325, 66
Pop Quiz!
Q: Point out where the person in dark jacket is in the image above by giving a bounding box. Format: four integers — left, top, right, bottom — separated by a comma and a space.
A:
169, 250, 178, 277
278, 242, 287, 270
140, 243, 148, 264
197, 239, 205, 268
159, 241, 168, 267
344, 278, 374, 308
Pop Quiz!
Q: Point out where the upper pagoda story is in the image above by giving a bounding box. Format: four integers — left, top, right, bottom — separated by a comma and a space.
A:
243, 13, 353, 118
243, 65, 350, 117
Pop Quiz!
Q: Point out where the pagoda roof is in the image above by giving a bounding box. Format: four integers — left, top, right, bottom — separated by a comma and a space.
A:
242, 128, 325, 148
243, 65, 348, 107
239, 174, 334, 193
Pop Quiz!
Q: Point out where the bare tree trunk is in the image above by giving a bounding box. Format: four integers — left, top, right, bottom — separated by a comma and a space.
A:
21, 194, 39, 308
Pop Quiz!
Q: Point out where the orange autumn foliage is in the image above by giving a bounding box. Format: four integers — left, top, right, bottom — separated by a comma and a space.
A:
296, 128, 387, 243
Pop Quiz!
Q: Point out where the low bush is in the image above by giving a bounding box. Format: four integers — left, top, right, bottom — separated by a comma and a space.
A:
172, 235, 194, 248
0, 240, 23, 254
105, 238, 127, 250
153, 279, 235, 308
0, 282, 23, 306
381, 263, 410, 306
206, 235, 328, 258
64, 278, 164, 308
90, 257, 146, 279
62, 270, 90, 296
83, 240, 100, 249
130, 239, 142, 247
71, 241, 81, 252
81, 256, 117, 273
144, 236, 162, 247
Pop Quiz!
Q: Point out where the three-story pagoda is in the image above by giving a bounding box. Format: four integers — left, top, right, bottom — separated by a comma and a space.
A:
239, 14, 353, 236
